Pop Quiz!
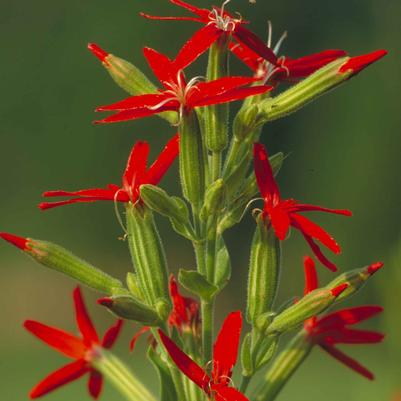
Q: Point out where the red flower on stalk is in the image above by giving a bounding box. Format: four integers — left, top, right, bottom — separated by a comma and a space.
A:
24, 287, 123, 399
253, 143, 352, 271
140, 0, 278, 69
39, 134, 179, 210
231, 41, 347, 85
94, 46, 272, 124
130, 275, 200, 351
303, 256, 384, 380
159, 311, 247, 401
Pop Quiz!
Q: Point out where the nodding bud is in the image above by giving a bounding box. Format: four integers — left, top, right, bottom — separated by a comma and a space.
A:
88, 43, 110, 64
98, 297, 114, 307
330, 283, 349, 297
0, 232, 30, 250
367, 262, 384, 275
339, 50, 388, 76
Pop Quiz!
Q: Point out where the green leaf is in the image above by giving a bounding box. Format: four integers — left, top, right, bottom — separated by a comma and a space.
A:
178, 269, 218, 301
214, 236, 231, 289
147, 347, 177, 401
241, 332, 253, 377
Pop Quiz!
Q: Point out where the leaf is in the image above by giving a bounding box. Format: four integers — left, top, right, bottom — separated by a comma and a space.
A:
178, 269, 218, 301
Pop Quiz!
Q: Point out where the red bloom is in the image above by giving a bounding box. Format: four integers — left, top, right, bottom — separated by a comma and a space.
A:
0, 232, 30, 250
303, 256, 384, 380
253, 143, 352, 271
159, 311, 247, 401
338, 49, 387, 76
95, 47, 272, 124
24, 287, 123, 399
140, 0, 278, 69
39, 134, 179, 210
130, 275, 199, 351
231, 41, 347, 85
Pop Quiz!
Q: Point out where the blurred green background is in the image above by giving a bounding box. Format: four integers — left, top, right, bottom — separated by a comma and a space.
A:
1, 0, 400, 399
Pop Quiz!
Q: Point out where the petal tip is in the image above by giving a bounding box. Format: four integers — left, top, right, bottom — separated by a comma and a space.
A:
88, 43, 109, 63
0, 232, 29, 250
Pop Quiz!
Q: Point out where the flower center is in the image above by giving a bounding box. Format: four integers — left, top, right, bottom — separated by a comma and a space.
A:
208, 0, 240, 32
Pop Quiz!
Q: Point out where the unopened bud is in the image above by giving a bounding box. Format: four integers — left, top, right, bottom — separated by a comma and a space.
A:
88, 43, 177, 125
200, 179, 227, 220
98, 295, 161, 326
259, 50, 387, 122
0, 232, 122, 294
327, 262, 384, 302
265, 284, 348, 335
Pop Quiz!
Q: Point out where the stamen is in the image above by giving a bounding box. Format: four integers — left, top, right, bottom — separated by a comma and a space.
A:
267, 20, 273, 49
239, 197, 264, 222
273, 30, 288, 55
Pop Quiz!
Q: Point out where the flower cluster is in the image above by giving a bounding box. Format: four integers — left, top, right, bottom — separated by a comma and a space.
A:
0, 1, 388, 401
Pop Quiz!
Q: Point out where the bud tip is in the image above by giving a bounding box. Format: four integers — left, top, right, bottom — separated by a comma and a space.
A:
331, 283, 348, 297
367, 262, 384, 275
97, 297, 113, 307
88, 43, 109, 63
0, 232, 29, 250
339, 49, 388, 75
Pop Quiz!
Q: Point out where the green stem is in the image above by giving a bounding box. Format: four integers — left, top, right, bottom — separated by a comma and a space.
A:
201, 299, 214, 363
94, 349, 156, 401
211, 151, 222, 182
239, 375, 251, 394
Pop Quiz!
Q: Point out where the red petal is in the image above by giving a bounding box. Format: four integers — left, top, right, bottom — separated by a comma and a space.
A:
367, 262, 384, 275
326, 328, 384, 344
73, 287, 99, 345
30, 359, 90, 399
229, 42, 262, 72
0, 232, 29, 250
290, 203, 352, 217
168, 274, 188, 326
102, 320, 124, 349
88, 43, 109, 64
320, 343, 374, 380
303, 256, 318, 295
143, 47, 179, 87
130, 326, 151, 352
146, 133, 179, 185
24, 320, 86, 359
122, 141, 150, 199
140, 12, 202, 22
331, 283, 348, 297
174, 25, 221, 70
158, 330, 210, 390
253, 143, 280, 204
268, 205, 291, 240
213, 385, 249, 401
169, 0, 210, 18
302, 234, 337, 272
317, 306, 383, 331
88, 369, 103, 399
291, 213, 341, 254
96, 93, 172, 111
212, 311, 242, 383
339, 50, 387, 76
234, 25, 278, 66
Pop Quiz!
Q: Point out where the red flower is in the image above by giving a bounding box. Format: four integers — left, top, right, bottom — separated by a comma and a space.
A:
39, 134, 179, 210
253, 143, 352, 271
230, 41, 347, 85
130, 275, 200, 351
140, 0, 278, 69
24, 287, 123, 399
303, 256, 384, 380
159, 311, 248, 401
95, 47, 272, 124
338, 49, 388, 76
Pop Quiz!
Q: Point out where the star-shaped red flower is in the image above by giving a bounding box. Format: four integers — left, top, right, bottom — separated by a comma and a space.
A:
253, 143, 352, 271
140, 0, 278, 69
24, 287, 123, 399
303, 256, 384, 379
159, 311, 248, 401
39, 134, 179, 210
95, 47, 272, 124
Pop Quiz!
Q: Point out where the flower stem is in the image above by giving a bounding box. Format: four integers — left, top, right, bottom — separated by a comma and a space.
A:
239, 375, 251, 394
201, 299, 214, 364
94, 349, 156, 401
211, 151, 222, 182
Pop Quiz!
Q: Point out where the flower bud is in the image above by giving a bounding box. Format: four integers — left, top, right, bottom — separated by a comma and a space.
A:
0, 232, 122, 294
258, 50, 387, 122
98, 295, 161, 326
88, 43, 177, 125
200, 179, 227, 220
265, 283, 348, 335
247, 220, 281, 325
256, 331, 313, 401
327, 262, 384, 302
126, 204, 171, 317
205, 35, 230, 152
179, 111, 205, 209
241, 332, 254, 377
233, 103, 261, 141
